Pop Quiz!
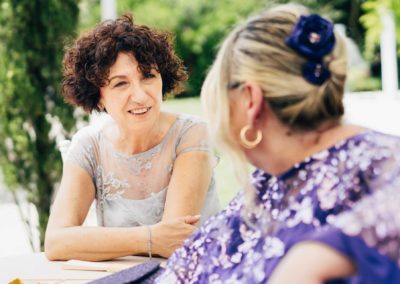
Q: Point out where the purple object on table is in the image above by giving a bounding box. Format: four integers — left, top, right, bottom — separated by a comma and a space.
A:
89, 261, 163, 284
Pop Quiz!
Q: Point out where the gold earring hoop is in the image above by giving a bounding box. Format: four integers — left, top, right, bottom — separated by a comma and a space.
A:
239, 125, 262, 149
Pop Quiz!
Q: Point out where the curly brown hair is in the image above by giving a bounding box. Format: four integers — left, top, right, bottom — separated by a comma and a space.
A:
62, 14, 188, 113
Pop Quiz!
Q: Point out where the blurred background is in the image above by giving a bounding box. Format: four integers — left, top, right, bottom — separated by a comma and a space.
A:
0, 0, 399, 257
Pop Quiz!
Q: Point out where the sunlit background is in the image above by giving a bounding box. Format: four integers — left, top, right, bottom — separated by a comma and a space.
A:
0, 0, 399, 257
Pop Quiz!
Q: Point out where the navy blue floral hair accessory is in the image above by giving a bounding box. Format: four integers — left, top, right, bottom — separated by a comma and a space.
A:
285, 14, 336, 86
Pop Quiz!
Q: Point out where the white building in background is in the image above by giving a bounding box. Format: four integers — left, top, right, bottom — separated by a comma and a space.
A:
101, 0, 116, 20
381, 9, 398, 98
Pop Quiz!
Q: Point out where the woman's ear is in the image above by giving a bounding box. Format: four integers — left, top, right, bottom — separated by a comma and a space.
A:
98, 96, 105, 111
243, 81, 265, 128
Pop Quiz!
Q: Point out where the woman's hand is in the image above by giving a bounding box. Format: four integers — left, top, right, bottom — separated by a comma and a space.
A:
269, 242, 356, 284
151, 215, 201, 258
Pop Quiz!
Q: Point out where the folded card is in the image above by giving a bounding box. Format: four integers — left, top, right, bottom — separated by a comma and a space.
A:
62, 259, 125, 272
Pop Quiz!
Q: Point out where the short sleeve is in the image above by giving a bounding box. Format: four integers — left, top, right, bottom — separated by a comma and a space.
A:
306, 182, 400, 283
307, 229, 400, 283
301, 137, 400, 283
175, 117, 211, 156
64, 126, 98, 178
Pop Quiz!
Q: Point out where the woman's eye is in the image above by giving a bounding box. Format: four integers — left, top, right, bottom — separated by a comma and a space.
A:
144, 73, 156, 79
114, 81, 127, 88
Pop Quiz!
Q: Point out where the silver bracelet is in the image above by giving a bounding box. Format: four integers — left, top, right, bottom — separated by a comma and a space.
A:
146, 225, 152, 261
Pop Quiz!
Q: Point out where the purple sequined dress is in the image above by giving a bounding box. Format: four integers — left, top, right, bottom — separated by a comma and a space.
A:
156, 131, 400, 283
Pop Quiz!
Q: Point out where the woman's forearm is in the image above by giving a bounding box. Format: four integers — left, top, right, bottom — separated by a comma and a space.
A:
269, 242, 356, 284
45, 226, 148, 261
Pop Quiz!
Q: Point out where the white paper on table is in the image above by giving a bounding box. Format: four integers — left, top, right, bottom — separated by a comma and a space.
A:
62, 259, 125, 272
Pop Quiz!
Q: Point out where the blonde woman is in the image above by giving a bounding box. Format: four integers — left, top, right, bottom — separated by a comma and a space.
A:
156, 4, 400, 283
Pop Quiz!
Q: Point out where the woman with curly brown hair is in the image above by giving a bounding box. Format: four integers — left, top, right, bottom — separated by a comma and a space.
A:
44, 14, 220, 261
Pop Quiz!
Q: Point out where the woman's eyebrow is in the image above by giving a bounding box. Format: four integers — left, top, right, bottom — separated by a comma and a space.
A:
108, 75, 127, 81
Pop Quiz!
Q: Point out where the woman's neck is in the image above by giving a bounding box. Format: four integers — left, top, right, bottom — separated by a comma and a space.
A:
248, 122, 365, 176
107, 112, 175, 154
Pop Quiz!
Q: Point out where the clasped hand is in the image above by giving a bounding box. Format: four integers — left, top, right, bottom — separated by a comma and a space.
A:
151, 215, 201, 258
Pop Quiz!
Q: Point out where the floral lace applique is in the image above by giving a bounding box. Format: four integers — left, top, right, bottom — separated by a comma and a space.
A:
113, 143, 162, 176
95, 166, 129, 203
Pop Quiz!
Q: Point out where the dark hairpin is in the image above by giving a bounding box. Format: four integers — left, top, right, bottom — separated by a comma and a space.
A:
285, 14, 335, 86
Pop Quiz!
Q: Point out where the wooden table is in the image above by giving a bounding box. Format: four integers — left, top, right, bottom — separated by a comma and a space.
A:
0, 253, 166, 284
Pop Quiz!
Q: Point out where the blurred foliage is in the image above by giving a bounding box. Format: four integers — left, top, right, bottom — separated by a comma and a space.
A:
347, 71, 382, 92
78, 0, 101, 33
361, 0, 400, 60
0, 0, 80, 248
116, 0, 266, 97
360, 0, 400, 89
114, 0, 371, 96
81, 0, 389, 94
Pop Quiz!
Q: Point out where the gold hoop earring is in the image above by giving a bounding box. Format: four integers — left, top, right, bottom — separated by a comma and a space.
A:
239, 125, 262, 149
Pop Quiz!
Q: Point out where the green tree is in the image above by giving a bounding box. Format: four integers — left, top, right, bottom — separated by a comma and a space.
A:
361, 0, 400, 60
118, 0, 267, 97
115, 0, 368, 96
0, 0, 80, 248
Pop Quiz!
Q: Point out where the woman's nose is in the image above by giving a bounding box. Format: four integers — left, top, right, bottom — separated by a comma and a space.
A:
129, 84, 147, 104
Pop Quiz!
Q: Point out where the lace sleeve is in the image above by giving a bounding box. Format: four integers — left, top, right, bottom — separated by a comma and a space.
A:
64, 126, 98, 178
176, 118, 211, 156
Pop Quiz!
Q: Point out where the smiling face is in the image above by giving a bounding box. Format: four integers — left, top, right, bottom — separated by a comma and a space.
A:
99, 52, 163, 131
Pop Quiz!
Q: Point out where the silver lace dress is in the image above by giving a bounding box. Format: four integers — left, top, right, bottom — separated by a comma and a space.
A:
64, 114, 220, 227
